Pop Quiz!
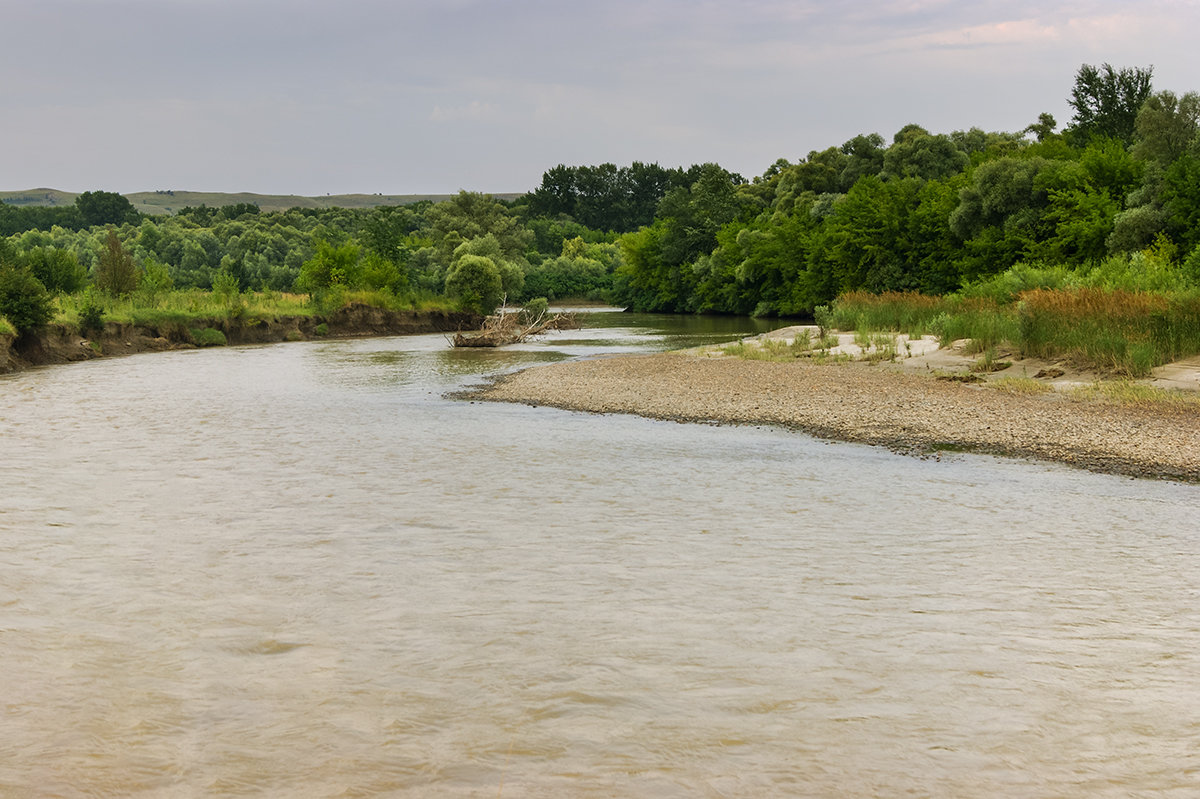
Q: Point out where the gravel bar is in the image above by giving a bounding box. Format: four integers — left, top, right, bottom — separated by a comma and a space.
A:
473, 353, 1200, 482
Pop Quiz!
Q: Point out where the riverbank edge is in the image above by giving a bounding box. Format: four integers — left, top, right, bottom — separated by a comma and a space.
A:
468, 353, 1200, 483
0, 304, 481, 374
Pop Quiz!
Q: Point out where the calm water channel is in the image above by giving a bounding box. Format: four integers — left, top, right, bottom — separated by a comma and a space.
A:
2, 310, 1199, 797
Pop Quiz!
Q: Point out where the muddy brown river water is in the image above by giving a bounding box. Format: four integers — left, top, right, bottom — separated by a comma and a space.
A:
2, 312, 1198, 797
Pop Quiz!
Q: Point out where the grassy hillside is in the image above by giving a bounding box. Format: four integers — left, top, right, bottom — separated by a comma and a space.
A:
0, 188, 76, 207
1, 188, 523, 214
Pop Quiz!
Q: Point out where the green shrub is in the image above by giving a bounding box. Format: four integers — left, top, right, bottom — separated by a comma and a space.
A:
520, 296, 549, 323
958, 262, 1073, 303
813, 304, 834, 336
445, 254, 503, 315
212, 266, 240, 302
136, 255, 174, 305
296, 240, 361, 292
314, 323, 329, 336
78, 290, 106, 335
190, 327, 227, 347
25, 247, 88, 294
359, 251, 409, 293
309, 284, 347, 316
0, 263, 53, 333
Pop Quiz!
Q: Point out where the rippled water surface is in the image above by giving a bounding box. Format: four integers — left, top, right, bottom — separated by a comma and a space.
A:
2, 312, 1198, 797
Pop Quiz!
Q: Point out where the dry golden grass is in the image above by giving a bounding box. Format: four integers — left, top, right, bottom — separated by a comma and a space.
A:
1067, 381, 1200, 410
1019, 287, 1168, 320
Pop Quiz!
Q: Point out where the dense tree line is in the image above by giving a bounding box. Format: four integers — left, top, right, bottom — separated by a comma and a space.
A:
0, 187, 630, 326
613, 63, 1200, 314
4, 62, 1199, 330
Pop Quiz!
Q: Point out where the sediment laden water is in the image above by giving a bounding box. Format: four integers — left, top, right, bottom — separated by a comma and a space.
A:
1, 312, 1198, 797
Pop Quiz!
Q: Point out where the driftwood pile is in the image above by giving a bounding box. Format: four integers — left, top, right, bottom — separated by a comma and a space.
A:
452, 309, 579, 348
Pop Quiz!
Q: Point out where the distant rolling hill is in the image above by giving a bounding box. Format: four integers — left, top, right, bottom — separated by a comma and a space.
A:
1, 188, 523, 215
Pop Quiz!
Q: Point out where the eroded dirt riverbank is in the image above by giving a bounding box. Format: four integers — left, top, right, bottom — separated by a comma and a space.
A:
0, 304, 479, 373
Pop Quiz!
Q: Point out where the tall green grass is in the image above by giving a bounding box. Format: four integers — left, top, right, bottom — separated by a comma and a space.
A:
828, 291, 946, 334
831, 287, 1200, 377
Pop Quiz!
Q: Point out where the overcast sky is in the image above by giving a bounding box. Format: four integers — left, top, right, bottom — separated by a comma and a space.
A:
3, 0, 1198, 196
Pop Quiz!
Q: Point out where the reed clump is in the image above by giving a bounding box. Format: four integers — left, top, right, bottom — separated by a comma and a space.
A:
829, 291, 945, 335
830, 287, 1200, 377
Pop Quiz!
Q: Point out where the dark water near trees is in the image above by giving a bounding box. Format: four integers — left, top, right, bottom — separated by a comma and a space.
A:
2, 311, 1198, 797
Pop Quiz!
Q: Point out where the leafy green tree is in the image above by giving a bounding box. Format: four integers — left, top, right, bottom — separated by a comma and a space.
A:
1023, 113, 1058, 142
1077, 137, 1143, 198
882, 125, 969, 181
24, 246, 87, 293
217, 203, 260, 221
177, 204, 217, 225
527, 161, 688, 231
908, 176, 970, 293
138, 255, 174, 302
427, 191, 532, 268
137, 219, 163, 254
614, 223, 678, 311
1107, 204, 1169, 253
522, 237, 620, 300
1162, 154, 1200, 252
950, 157, 1053, 242
571, 162, 624, 231
528, 164, 579, 219
525, 217, 615, 259
451, 234, 525, 298
1133, 90, 1200, 165
524, 254, 608, 300
75, 190, 139, 228
787, 147, 847, 195
0, 244, 53, 333
1036, 185, 1121, 264
94, 229, 139, 295
819, 176, 928, 294
952, 127, 1027, 164
359, 251, 409, 293
839, 133, 887, 189
176, 239, 213, 288
0, 202, 83, 235
1067, 63, 1153, 146
700, 208, 820, 315
361, 205, 422, 264
656, 163, 747, 268
444, 253, 503, 314
296, 240, 361, 292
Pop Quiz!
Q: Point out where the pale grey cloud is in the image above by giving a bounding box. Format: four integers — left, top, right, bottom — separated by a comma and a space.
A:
2, 0, 1198, 195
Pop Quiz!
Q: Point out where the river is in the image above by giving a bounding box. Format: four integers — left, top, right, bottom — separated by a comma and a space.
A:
2, 311, 1198, 797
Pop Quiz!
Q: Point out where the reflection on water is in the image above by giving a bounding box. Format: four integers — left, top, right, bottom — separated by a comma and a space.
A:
1, 311, 1198, 797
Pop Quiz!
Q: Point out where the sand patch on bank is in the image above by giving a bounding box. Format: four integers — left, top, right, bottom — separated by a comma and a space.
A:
697, 325, 1200, 393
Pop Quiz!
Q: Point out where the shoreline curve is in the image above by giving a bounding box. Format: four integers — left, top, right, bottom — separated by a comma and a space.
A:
470, 352, 1200, 483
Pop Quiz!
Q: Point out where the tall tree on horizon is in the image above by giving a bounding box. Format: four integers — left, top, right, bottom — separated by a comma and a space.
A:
1067, 63, 1154, 147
